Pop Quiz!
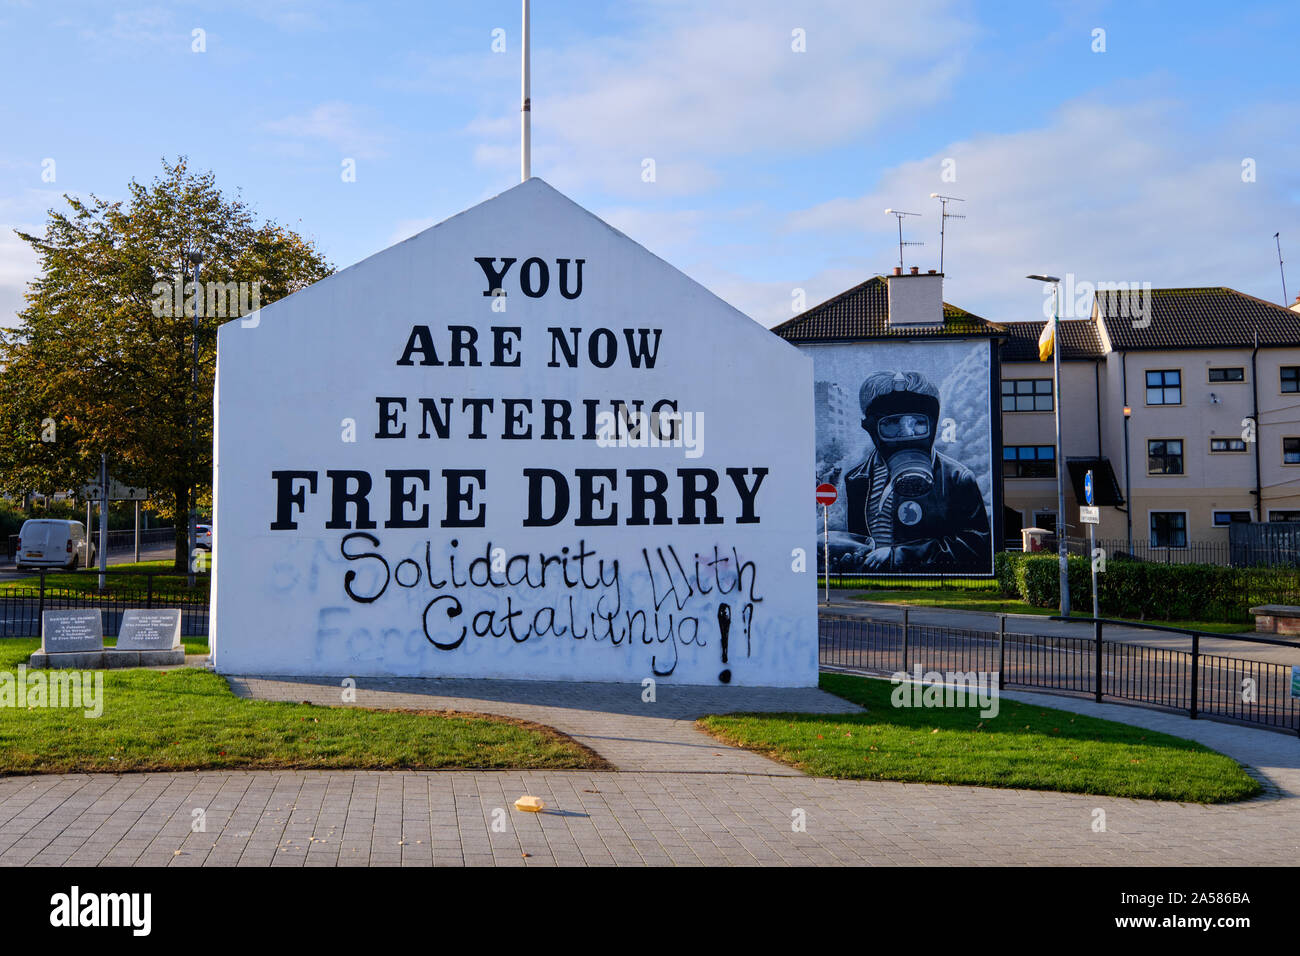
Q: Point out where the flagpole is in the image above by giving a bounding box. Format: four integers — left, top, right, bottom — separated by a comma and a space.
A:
521, 0, 531, 182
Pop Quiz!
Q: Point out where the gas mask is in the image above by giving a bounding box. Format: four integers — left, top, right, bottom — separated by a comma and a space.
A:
861, 375, 940, 498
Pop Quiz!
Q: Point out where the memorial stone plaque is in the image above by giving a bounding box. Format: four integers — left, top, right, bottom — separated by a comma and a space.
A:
41, 609, 105, 653
116, 609, 183, 651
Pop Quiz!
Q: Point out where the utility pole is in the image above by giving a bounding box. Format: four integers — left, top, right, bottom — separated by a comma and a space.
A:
1028, 275, 1070, 615
188, 251, 202, 588
1050, 285, 1069, 615
98, 453, 108, 590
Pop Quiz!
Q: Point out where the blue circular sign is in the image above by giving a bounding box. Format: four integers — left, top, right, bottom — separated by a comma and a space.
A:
1083, 470, 1094, 506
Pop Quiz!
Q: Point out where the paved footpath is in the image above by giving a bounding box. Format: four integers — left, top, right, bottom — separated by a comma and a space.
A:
1, 675, 1297, 866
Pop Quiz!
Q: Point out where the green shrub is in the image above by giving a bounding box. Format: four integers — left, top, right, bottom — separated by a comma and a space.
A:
996, 552, 1300, 623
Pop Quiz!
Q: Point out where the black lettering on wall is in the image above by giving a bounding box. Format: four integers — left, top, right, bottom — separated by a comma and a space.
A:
542, 399, 574, 440
418, 398, 453, 439
574, 469, 618, 526
374, 397, 407, 439
326, 470, 378, 530
627, 469, 671, 526
341, 532, 389, 603
461, 398, 494, 439
556, 258, 584, 299
448, 326, 480, 367
474, 257, 516, 296
623, 328, 663, 368
270, 471, 317, 530
726, 467, 768, 524
677, 468, 724, 525
520, 257, 550, 297
501, 399, 533, 439
395, 326, 442, 366
442, 470, 486, 527
548, 328, 580, 368
423, 595, 467, 650
588, 328, 617, 368
385, 469, 430, 529
492, 327, 522, 367
523, 469, 569, 526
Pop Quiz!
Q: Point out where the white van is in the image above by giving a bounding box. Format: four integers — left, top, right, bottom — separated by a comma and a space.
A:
15, 519, 96, 570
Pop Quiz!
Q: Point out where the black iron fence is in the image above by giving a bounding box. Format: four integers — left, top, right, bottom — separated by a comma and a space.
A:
818, 573, 997, 591
820, 612, 1300, 735
1230, 522, 1300, 568
0, 568, 210, 639
4, 526, 176, 563
1037, 534, 1298, 568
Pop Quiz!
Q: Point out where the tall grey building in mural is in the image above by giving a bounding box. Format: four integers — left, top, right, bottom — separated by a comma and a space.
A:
773, 268, 1005, 575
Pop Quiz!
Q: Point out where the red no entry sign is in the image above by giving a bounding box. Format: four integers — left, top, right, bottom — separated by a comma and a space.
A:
815, 483, 837, 506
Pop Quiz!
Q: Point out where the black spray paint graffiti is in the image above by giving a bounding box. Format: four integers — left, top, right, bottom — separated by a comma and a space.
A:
335, 534, 761, 681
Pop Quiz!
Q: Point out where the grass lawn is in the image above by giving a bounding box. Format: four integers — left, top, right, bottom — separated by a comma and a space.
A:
851, 588, 1254, 634
0, 638, 606, 775
0, 560, 208, 599
698, 673, 1261, 803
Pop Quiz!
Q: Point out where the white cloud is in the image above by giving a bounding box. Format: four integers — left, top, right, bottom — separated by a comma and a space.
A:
263, 101, 388, 160
0, 227, 40, 328
468, 0, 979, 195
724, 98, 1300, 325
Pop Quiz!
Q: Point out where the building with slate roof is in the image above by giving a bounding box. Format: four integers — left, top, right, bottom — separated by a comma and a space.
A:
999, 286, 1300, 553
776, 270, 1300, 564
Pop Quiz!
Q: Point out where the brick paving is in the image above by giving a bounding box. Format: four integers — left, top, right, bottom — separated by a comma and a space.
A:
1, 766, 1296, 867
0, 674, 1296, 866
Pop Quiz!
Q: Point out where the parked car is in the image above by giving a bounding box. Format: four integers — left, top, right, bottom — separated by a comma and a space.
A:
195, 524, 213, 551
15, 519, 97, 570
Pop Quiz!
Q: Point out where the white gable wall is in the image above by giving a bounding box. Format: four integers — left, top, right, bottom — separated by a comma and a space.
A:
211, 179, 817, 686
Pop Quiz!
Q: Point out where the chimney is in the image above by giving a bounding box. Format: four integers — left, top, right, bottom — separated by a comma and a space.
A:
1291, 292, 1300, 313
886, 268, 944, 328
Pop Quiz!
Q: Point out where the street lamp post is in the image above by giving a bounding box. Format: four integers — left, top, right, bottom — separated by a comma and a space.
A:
1028, 275, 1071, 616
1122, 403, 1133, 555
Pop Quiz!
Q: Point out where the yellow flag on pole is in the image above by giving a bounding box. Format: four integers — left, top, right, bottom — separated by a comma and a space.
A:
1037, 317, 1055, 362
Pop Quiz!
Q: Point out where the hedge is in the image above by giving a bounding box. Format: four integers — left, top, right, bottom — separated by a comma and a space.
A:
994, 552, 1300, 623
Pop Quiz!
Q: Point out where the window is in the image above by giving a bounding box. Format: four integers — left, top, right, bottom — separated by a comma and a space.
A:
1150, 512, 1187, 548
1145, 369, 1182, 405
1148, 439, 1184, 475
1213, 511, 1251, 526
1033, 511, 1058, 533
1208, 367, 1244, 383
1269, 511, 1300, 522
1282, 367, 1299, 394
1001, 378, 1053, 412
1285, 437, 1300, 465
1210, 437, 1247, 453
1003, 445, 1055, 478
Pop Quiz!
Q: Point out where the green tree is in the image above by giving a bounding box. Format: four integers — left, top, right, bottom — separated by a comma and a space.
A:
0, 157, 333, 571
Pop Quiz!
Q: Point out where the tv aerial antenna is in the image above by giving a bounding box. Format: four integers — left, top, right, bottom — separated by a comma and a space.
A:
930, 193, 966, 275
883, 209, 923, 271
1276, 232, 1288, 306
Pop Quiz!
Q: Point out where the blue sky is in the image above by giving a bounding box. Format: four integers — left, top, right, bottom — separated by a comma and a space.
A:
2, 0, 1297, 328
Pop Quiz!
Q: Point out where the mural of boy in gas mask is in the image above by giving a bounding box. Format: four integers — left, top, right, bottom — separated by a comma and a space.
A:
842, 370, 991, 572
